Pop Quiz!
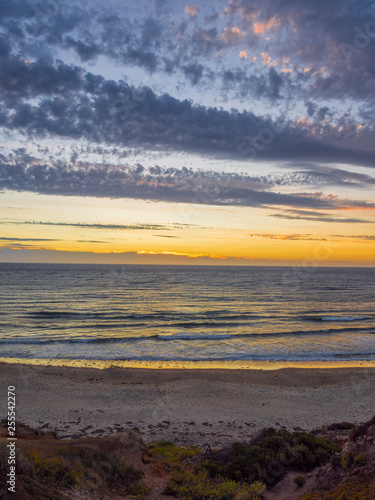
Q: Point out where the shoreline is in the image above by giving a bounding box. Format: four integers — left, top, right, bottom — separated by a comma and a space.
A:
1, 357, 375, 370
1, 362, 374, 447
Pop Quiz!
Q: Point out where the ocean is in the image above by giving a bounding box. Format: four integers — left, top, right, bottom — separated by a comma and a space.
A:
0, 263, 374, 363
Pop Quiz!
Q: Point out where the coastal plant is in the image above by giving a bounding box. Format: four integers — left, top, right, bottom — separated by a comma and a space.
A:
353, 454, 368, 467
202, 428, 339, 486
341, 451, 356, 470
148, 441, 202, 472
326, 422, 356, 431
293, 474, 306, 487
350, 415, 375, 442
55, 445, 147, 495
165, 468, 265, 500
299, 470, 375, 499
341, 451, 368, 469
26, 450, 77, 488
0, 442, 148, 497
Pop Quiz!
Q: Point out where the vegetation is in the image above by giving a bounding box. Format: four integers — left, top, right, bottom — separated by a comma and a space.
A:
1, 417, 374, 500
0, 439, 148, 499
148, 440, 202, 471
166, 469, 266, 500
326, 422, 356, 431
353, 454, 368, 467
341, 451, 368, 469
300, 470, 375, 500
293, 474, 306, 487
201, 427, 339, 485
148, 429, 339, 499
341, 451, 356, 470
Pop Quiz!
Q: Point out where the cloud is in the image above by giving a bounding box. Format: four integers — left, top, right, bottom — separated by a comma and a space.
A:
0, 237, 60, 241
221, 27, 244, 45
331, 234, 375, 241
1, 154, 374, 212
182, 62, 205, 85
2, 0, 375, 112
249, 233, 327, 241
153, 234, 180, 238
0, 220, 193, 230
281, 166, 375, 188
271, 209, 372, 224
0, 0, 374, 223
185, 5, 198, 18
1, 49, 375, 167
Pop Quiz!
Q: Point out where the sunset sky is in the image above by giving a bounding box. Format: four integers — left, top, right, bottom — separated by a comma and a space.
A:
0, 0, 374, 265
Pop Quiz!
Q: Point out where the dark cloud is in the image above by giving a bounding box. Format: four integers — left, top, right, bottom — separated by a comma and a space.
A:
0, 0, 374, 220
1, 154, 374, 211
153, 234, 179, 238
0, 49, 374, 166
3, 0, 375, 104
1, 0, 375, 112
274, 165, 375, 188
0, 220, 192, 230
0, 236, 59, 241
182, 62, 205, 85
331, 234, 375, 240
224, 0, 375, 99
271, 209, 372, 224
64, 38, 100, 62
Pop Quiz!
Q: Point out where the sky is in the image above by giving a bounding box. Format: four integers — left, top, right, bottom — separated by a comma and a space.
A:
0, 0, 374, 266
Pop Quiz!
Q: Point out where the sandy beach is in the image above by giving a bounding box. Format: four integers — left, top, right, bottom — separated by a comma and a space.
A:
1, 362, 374, 447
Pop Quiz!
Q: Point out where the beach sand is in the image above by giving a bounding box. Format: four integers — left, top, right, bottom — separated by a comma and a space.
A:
1, 362, 375, 447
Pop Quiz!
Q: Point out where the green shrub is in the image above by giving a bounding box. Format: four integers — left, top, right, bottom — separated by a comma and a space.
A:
28, 451, 76, 488
9, 445, 149, 497
202, 428, 339, 486
294, 474, 305, 487
326, 422, 355, 431
166, 468, 265, 500
353, 454, 368, 467
148, 441, 202, 463
57, 446, 147, 495
341, 451, 356, 470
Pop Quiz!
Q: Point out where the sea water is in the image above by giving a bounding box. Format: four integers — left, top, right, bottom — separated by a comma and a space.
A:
0, 263, 374, 362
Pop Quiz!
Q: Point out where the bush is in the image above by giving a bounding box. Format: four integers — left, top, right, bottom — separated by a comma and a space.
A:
0, 443, 148, 497
350, 415, 375, 442
27, 450, 76, 488
148, 441, 202, 463
166, 469, 265, 500
341, 451, 356, 470
353, 454, 368, 467
294, 474, 306, 487
326, 422, 355, 431
202, 428, 339, 485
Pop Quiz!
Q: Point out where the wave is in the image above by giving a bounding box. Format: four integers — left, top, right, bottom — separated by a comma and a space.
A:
2, 351, 375, 363
26, 311, 158, 320
1, 325, 374, 345
0, 335, 159, 345
157, 333, 233, 341
301, 315, 367, 322
25, 310, 262, 321
169, 321, 256, 329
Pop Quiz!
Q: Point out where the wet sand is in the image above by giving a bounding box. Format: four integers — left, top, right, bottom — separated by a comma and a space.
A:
1, 362, 374, 447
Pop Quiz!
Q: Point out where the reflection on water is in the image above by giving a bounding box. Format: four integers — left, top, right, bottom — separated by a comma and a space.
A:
0, 264, 374, 362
